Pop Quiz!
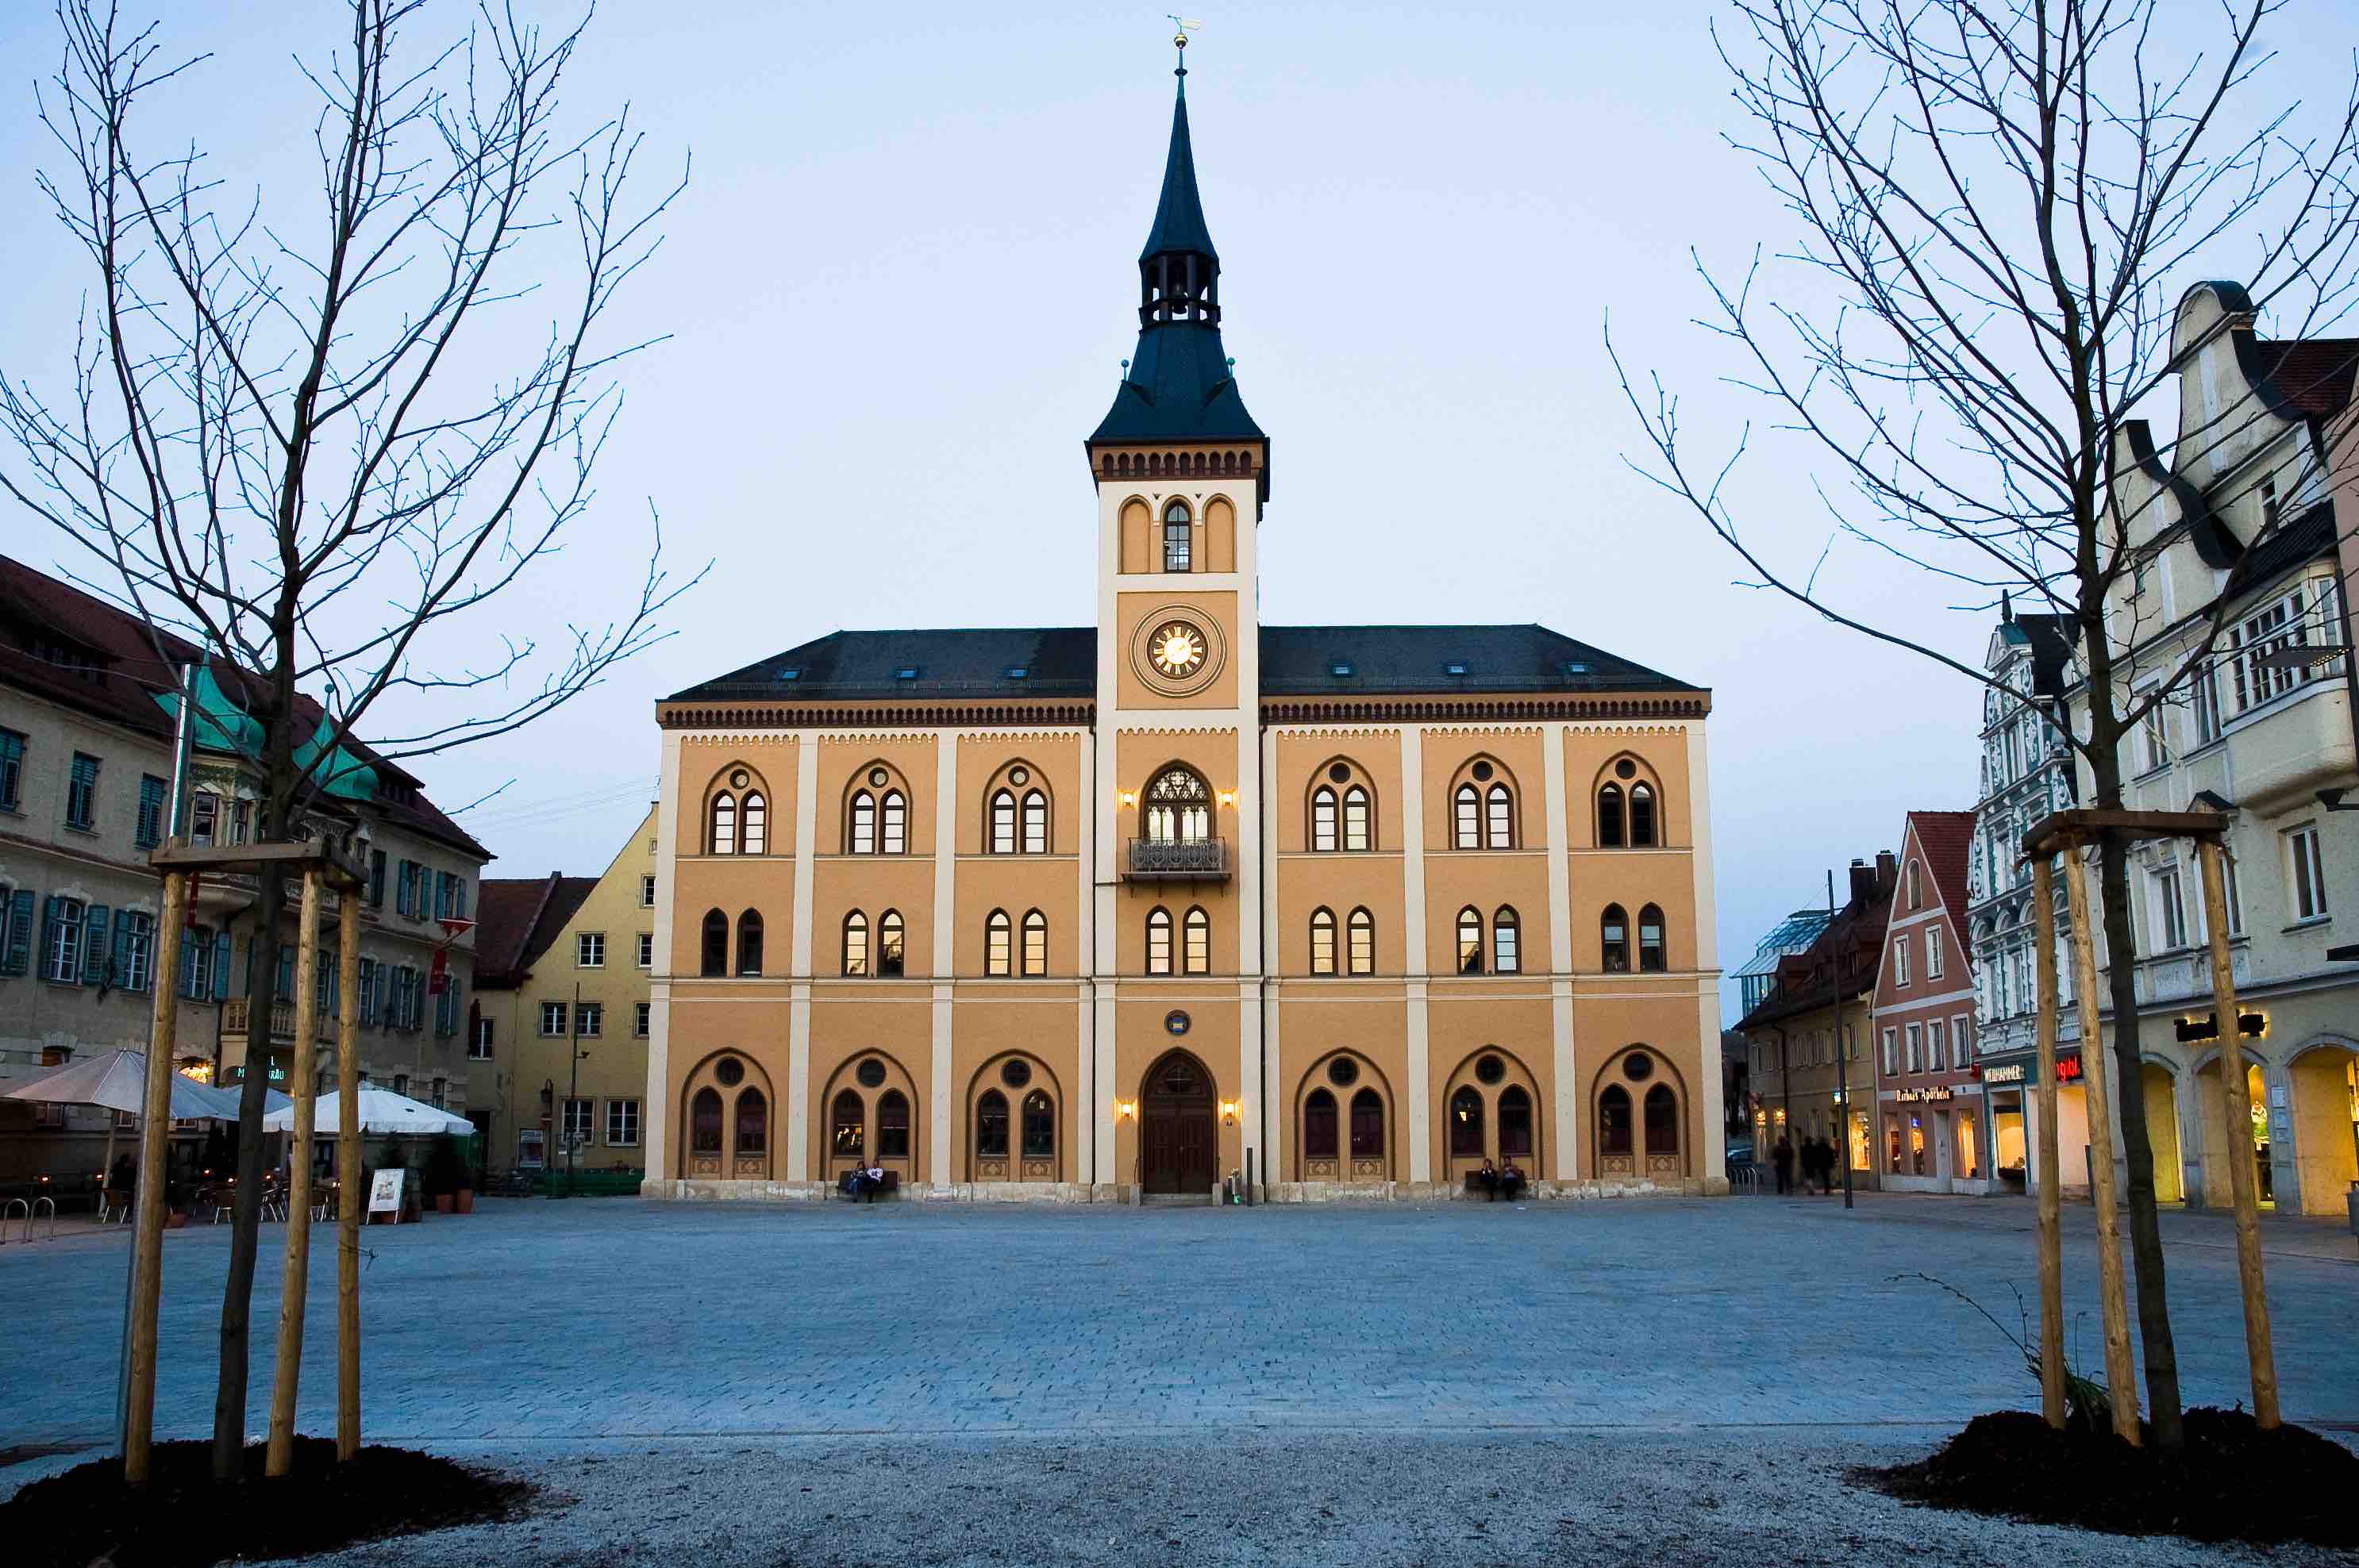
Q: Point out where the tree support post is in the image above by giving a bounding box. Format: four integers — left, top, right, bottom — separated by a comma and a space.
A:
2061, 844, 2142, 1443
335, 890, 363, 1460
264, 867, 325, 1477
2030, 855, 2066, 1429
125, 867, 190, 1485
2195, 837, 2280, 1428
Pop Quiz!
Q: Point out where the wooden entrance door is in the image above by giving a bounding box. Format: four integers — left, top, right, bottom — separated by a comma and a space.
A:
1141, 1050, 1216, 1195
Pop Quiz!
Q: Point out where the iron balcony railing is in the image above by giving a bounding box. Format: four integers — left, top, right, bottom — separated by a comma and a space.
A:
221, 997, 337, 1044
1125, 836, 1230, 879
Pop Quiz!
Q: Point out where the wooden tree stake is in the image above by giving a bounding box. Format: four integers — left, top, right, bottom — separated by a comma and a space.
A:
264, 867, 325, 1477
2030, 856, 2066, 1430
2196, 837, 2280, 1427
124, 868, 189, 1485
335, 890, 363, 1460
2061, 844, 2142, 1444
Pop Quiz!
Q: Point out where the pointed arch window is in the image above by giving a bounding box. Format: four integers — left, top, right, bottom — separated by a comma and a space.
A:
1639, 904, 1667, 972
1164, 499, 1192, 572
1601, 905, 1630, 973
1907, 859, 1923, 909
1644, 1083, 1678, 1158
976, 1089, 1010, 1157
1499, 1085, 1534, 1158
1309, 907, 1337, 975
1021, 1090, 1054, 1158
1453, 784, 1480, 849
1599, 1084, 1634, 1155
1349, 1088, 1384, 1159
737, 910, 764, 976
880, 790, 907, 854
1492, 906, 1520, 974
1457, 907, 1484, 974
1183, 906, 1211, 974
878, 909, 906, 976
843, 910, 870, 977
830, 1090, 864, 1157
1311, 786, 1338, 852
1022, 909, 1048, 976
985, 909, 1012, 976
741, 793, 766, 855
735, 1087, 768, 1155
1146, 766, 1210, 843
877, 1090, 911, 1158
1598, 783, 1625, 847
1629, 782, 1657, 847
1146, 907, 1173, 975
1342, 786, 1370, 851
1346, 907, 1375, 975
691, 1087, 724, 1154
1486, 784, 1514, 847
1022, 790, 1048, 853
1304, 1089, 1339, 1159
701, 909, 728, 977
1449, 1086, 1485, 1157
710, 794, 737, 855
990, 790, 1017, 854
849, 791, 875, 854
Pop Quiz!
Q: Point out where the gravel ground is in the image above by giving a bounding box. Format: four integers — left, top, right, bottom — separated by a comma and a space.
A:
190, 1426, 2357, 1568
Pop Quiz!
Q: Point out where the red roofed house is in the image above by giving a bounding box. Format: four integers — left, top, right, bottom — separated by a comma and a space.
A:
1870, 811, 1986, 1193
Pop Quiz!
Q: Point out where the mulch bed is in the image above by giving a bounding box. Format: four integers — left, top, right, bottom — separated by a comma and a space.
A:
1855, 1407, 2359, 1547
4, 1437, 538, 1567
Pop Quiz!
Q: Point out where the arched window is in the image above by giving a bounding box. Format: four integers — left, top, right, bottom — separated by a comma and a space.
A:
1342, 785, 1370, 851
1907, 859, 1923, 909
1449, 1086, 1485, 1157
1599, 1085, 1633, 1155
990, 790, 1017, 854
1457, 907, 1484, 974
1183, 906, 1210, 974
1146, 907, 1173, 975
1644, 1083, 1679, 1158
1601, 904, 1630, 972
842, 910, 870, 977
1492, 906, 1520, 974
976, 1090, 1010, 1157
1598, 783, 1625, 847
849, 791, 875, 854
691, 1086, 723, 1153
1304, 1088, 1339, 1159
1486, 783, 1514, 848
737, 910, 764, 976
735, 1088, 768, 1155
1349, 1087, 1384, 1159
878, 909, 906, 976
1145, 767, 1210, 842
1639, 904, 1667, 972
701, 909, 728, 977
880, 790, 907, 854
1453, 783, 1480, 849
1311, 786, 1338, 851
1629, 782, 1657, 847
878, 1090, 910, 1158
1309, 907, 1337, 975
1022, 790, 1048, 853
710, 793, 737, 855
1499, 1086, 1533, 1158
1163, 498, 1191, 571
829, 1090, 863, 1157
741, 793, 766, 855
984, 909, 1011, 976
1022, 909, 1047, 976
1021, 1090, 1054, 1158
1346, 907, 1375, 975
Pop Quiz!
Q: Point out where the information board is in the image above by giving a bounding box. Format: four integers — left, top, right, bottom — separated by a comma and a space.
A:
368, 1168, 405, 1215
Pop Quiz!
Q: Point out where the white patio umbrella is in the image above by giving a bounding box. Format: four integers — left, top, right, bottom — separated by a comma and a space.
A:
2, 1047, 288, 1186
260, 1086, 473, 1136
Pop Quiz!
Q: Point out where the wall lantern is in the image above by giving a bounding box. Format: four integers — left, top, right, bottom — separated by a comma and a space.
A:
1216, 789, 1237, 808
1218, 1099, 1240, 1127
1117, 790, 1138, 808
1114, 1098, 1137, 1121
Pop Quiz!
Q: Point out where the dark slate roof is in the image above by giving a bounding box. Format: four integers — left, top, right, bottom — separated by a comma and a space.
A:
2235, 498, 2335, 592
2255, 338, 2359, 420
1139, 76, 1215, 262
2010, 612, 2079, 698
473, 873, 597, 990
1090, 323, 1266, 446
666, 624, 1702, 705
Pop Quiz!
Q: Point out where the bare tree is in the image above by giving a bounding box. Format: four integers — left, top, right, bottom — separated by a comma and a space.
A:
0, 0, 698, 1477
1610, 0, 2359, 1451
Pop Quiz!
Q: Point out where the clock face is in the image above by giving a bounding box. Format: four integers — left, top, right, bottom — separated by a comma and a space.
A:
1150, 621, 1207, 678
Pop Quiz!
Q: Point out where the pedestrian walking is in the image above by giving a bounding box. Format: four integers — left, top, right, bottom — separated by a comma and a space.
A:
1772, 1133, 1794, 1196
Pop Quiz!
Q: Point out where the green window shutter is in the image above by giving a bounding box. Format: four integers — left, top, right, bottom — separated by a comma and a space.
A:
40, 896, 64, 978
275, 945, 294, 1005
211, 931, 232, 1001
1, 888, 32, 975
82, 905, 112, 984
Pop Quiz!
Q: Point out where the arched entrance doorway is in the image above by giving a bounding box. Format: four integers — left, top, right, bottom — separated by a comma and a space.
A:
1141, 1049, 1217, 1196
2140, 1062, 2183, 1204
2288, 1043, 2359, 1217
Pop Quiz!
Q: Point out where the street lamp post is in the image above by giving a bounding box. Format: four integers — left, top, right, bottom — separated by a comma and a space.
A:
566, 980, 587, 1197
1830, 868, 1854, 1211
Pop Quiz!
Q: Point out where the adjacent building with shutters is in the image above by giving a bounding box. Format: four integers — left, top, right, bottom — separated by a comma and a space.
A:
1868, 812, 1984, 1193
644, 64, 1724, 1202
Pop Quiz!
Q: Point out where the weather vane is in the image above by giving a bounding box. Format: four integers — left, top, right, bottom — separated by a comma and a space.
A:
1168, 16, 1201, 70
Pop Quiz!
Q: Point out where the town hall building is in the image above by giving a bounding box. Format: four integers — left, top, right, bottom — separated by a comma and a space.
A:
641, 62, 1725, 1201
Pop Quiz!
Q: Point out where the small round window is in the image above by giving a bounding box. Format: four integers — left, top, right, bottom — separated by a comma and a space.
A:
1623, 1051, 1654, 1082
1327, 763, 1351, 784
1000, 1059, 1032, 1090
1328, 1056, 1359, 1087
1471, 761, 1494, 782
868, 767, 890, 788
729, 768, 750, 789
1614, 759, 1637, 780
856, 1058, 887, 1089
714, 1056, 745, 1087
1475, 1053, 1506, 1085
1164, 1009, 1191, 1036
1009, 766, 1029, 786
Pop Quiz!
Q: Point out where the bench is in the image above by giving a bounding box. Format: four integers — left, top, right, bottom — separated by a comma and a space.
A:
838, 1170, 901, 1202
1460, 1170, 1528, 1202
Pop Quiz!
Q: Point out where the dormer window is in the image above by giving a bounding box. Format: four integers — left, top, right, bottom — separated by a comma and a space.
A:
777, 668, 801, 682
895, 666, 919, 682
1004, 665, 1029, 680
1565, 661, 1590, 678
1330, 660, 1354, 678
1444, 661, 1467, 676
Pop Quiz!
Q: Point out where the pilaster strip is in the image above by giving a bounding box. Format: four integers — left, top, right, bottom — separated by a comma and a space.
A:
930, 735, 958, 1183
1399, 726, 1432, 1182
1543, 723, 1579, 1180
645, 729, 683, 1181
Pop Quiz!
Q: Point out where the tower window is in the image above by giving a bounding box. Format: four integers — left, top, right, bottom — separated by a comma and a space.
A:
1164, 501, 1192, 572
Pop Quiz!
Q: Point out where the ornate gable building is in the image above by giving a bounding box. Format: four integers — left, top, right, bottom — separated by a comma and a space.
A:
644, 66, 1723, 1201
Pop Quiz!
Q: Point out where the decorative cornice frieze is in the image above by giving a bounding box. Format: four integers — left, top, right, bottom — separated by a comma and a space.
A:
1260, 694, 1711, 724
659, 701, 1095, 731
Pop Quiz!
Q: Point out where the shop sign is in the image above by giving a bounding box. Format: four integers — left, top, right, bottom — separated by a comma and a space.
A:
2172, 1009, 2267, 1044
1977, 1063, 2026, 1085
2055, 1055, 2084, 1082
1897, 1086, 1953, 1103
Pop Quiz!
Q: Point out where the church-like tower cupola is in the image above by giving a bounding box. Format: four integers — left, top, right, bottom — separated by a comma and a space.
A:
1138, 70, 1220, 330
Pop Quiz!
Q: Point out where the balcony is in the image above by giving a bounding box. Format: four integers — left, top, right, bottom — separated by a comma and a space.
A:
2130, 943, 2249, 1007
1125, 836, 1230, 880
221, 997, 338, 1045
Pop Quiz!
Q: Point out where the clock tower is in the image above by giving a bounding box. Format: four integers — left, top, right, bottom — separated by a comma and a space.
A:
1083, 48, 1270, 1184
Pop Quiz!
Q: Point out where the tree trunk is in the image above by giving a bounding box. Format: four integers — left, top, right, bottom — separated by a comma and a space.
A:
213, 860, 282, 1477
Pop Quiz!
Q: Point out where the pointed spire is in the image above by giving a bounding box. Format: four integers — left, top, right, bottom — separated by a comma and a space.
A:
1139, 69, 1216, 263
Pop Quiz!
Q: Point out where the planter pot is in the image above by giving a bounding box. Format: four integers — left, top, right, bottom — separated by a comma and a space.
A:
454, 1189, 475, 1214
165, 1212, 187, 1230
433, 1193, 455, 1213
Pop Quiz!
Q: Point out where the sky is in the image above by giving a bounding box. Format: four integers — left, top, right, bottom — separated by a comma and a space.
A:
2, 0, 2348, 1020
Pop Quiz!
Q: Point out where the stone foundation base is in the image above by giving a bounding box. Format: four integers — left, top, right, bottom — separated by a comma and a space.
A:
1271, 1176, 1720, 1202
643, 1176, 1727, 1204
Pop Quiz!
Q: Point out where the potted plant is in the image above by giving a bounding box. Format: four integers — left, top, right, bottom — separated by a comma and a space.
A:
423, 1134, 462, 1214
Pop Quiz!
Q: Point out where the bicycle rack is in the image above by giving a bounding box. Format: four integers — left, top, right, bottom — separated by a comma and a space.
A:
23, 1196, 56, 1242
0, 1197, 27, 1243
